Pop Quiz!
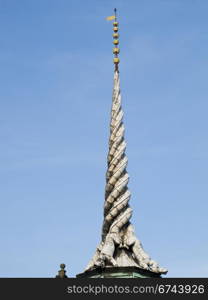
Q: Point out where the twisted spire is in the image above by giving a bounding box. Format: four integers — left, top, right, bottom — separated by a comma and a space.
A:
85, 10, 167, 275
102, 70, 132, 242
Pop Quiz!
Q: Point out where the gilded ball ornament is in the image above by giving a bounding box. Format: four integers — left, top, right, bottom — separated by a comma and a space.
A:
113, 57, 120, 64
113, 48, 120, 54
113, 33, 119, 38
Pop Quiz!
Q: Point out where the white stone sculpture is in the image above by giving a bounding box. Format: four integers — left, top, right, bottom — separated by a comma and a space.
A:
85, 70, 167, 275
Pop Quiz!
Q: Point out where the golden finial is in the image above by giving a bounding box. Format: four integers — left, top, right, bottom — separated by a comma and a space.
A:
106, 8, 120, 71
113, 8, 119, 71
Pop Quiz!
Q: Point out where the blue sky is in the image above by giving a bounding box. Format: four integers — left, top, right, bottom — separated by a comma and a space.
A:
0, 0, 208, 277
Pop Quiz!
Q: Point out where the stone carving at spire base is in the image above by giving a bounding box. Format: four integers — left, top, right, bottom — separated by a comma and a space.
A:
84, 71, 167, 276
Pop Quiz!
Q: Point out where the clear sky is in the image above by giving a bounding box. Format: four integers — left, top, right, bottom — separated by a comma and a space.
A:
0, 0, 208, 278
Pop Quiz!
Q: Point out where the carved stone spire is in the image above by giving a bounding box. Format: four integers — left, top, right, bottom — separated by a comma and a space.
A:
102, 70, 132, 243
84, 10, 167, 275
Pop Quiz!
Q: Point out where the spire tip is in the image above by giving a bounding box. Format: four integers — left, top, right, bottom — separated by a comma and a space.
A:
112, 8, 119, 71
